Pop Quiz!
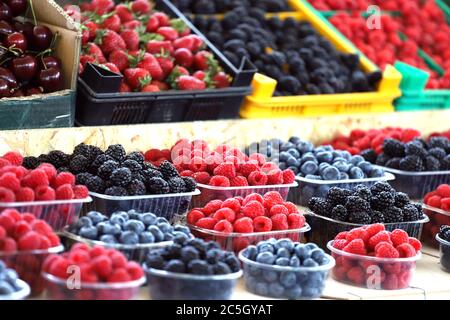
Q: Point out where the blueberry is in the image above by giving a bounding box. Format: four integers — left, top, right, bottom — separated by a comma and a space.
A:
2, 269, 17, 283
79, 226, 98, 240
322, 145, 333, 151
268, 282, 285, 297
286, 156, 300, 168
96, 222, 114, 235
286, 286, 303, 299
214, 262, 232, 275
119, 231, 139, 245
87, 211, 105, 225
279, 152, 290, 162
341, 150, 352, 161
146, 253, 165, 269
167, 243, 182, 258
289, 136, 302, 145
139, 212, 157, 226
254, 282, 269, 296
187, 238, 208, 255
300, 161, 318, 175
304, 175, 321, 180
262, 270, 278, 282
315, 254, 330, 266
296, 271, 309, 283
180, 246, 199, 263
155, 217, 168, 224
99, 234, 118, 244
106, 223, 122, 236
351, 155, 364, 165
248, 265, 261, 277
316, 151, 333, 163
333, 161, 350, 173
280, 142, 295, 152
279, 162, 287, 170
332, 157, 346, 163
317, 185, 331, 197
206, 241, 221, 250
116, 211, 129, 220
224, 253, 240, 272
296, 141, 313, 154
349, 166, 365, 179
288, 166, 299, 175
301, 153, 317, 164
244, 245, 258, 260
303, 286, 320, 298
357, 161, 373, 174
164, 233, 174, 241
127, 210, 140, 220
173, 232, 189, 244
0, 281, 14, 295
370, 167, 384, 178
257, 242, 275, 254
322, 166, 340, 180
174, 225, 190, 235
148, 225, 164, 242
290, 256, 300, 267
0, 261, 5, 273
157, 222, 173, 234
275, 257, 290, 266
295, 244, 311, 260
78, 216, 93, 228
277, 238, 294, 251
280, 271, 297, 288
310, 248, 325, 261
256, 251, 275, 265
205, 249, 224, 264
303, 258, 319, 267
187, 259, 212, 275
287, 148, 300, 159
305, 243, 318, 250
164, 259, 186, 273
318, 162, 330, 171
110, 214, 126, 227
332, 150, 343, 159
339, 172, 350, 180
124, 220, 145, 234
266, 238, 279, 250
139, 231, 155, 244
276, 247, 291, 259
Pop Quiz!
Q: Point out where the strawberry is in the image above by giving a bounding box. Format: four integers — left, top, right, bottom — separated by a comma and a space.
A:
81, 29, 89, 45
173, 35, 195, 51
91, 0, 114, 15
166, 66, 189, 86
152, 12, 170, 26
146, 15, 159, 32
100, 14, 121, 32
108, 50, 129, 72
80, 54, 96, 66
84, 21, 98, 41
151, 80, 168, 90
123, 20, 141, 30
131, 0, 151, 14
95, 29, 126, 55
141, 84, 160, 92
83, 43, 106, 63
194, 50, 217, 71
115, 4, 133, 23
156, 26, 178, 41
120, 29, 139, 51
119, 81, 131, 92
174, 48, 193, 67
124, 68, 151, 90
78, 62, 84, 74
193, 70, 205, 80
134, 52, 163, 80
101, 63, 120, 74
156, 55, 174, 77
146, 40, 173, 54
177, 75, 206, 90
213, 71, 230, 88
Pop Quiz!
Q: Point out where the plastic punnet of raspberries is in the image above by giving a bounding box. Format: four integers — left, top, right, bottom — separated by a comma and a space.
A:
330, 224, 421, 290
424, 184, 450, 212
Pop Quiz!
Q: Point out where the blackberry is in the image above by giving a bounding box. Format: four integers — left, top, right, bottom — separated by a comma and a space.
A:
428, 147, 446, 160
370, 181, 394, 195
105, 144, 126, 162
307, 197, 320, 211
57, 167, 70, 173
348, 211, 371, 224
375, 153, 390, 166
385, 157, 401, 169
159, 161, 179, 179
168, 177, 186, 193
97, 160, 119, 180
370, 191, 395, 211
86, 176, 106, 194
126, 151, 145, 164
131, 172, 144, 182
360, 149, 377, 164
442, 155, 450, 170
147, 177, 170, 194
182, 177, 197, 192
142, 162, 159, 171
141, 169, 163, 183
331, 205, 348, 222
104, 186, 128, 196
127, 179, 146, 196
405, 141, 427, 160
110, 168, 132, 187
47, 150, 70, 168
353, 185, 371, 201
371, 210, 384, 223
425, 156, 440, 171
69, 155, 90, 174
429, 137, 450, 152
345, 196, 370, 214
37, 154, 49, 163
73, 143, 102, 161
383, 139, 405, 157
22, 156, 40, 169
326, 187, 351, 206
394, 192, 410, 208
90, 154, 114, 173
413, 203, 424, 217
399, 155, 424, 171
402, 204, 420, 222
76, 172, 94, 185
383, 206, 403, 223
440, 225, 450, 241
310, 198, 333, 217
122, 160, 142, 173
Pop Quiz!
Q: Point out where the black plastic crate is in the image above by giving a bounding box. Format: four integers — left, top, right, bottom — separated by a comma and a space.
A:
75, 0, 255, 126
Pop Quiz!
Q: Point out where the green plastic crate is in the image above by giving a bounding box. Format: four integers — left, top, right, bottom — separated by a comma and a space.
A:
436, 0, 450, 24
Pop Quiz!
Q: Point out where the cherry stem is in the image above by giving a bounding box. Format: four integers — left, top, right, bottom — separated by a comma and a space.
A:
40, 55, 47, 69
28, 0, 38, 26
0, 57, 12, 66
36, 47, 52, 57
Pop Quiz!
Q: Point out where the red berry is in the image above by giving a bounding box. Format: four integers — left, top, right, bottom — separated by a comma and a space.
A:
126, 261, 144, 280
18, 230, 42, 250
2, 151, 23, 166
213, 220, 233, 233
253, 216, 272, 232
408, 237, 422, 252
248, 171, 268, 186
107, 268, 131, 283
37, 163, 57, 181
375, 242, 399, 258
12, 221, 31, 239
0, 187, 15, 202
243, 193, 264, 205
73, 185, 89, 199
343, 239, 367, 255
53, 172, 75, 188
390, 229, 409, 247
282, 169, 296, 184
187, 209, 204, 225
397, 243, 417, 258
213, 163, 236, 179
92, 255, 113, 279
368, 231, 392, 250
15, 187, 35, 202
271, 213, 288, 230
213, 208, 236, 223
436, 184, 450, 198
239, 161, 259, 178
345, 227, 370, 243
209, 175, 230, 187
230, 176, 248, 187
269, 204, 289, 217
242, 200, 265, 219
110, 251, 128, 269
196, 217, 216, 230
0, 172, 20, 191
263, 191, 284, 208
346, 266, 365, 285
287, 213, 305, 229
24, 169, 49, 188
284, 202, 298, 214
55, 183, 74, 200
333, 239, 348, 250
193, 171, 211, 184
34, 185, 56, 201
364, 223, 385, 237
233, 217, 253, 233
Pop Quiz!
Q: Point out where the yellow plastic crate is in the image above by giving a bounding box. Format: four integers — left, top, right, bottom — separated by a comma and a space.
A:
240, 1, 402, 118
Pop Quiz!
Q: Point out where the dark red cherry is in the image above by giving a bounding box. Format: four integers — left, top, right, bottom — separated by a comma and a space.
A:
11, 88, 23, 97
38, 67, 62, 92
7, 0, 27, 16
0, 20, 13, 37
14, 20, 34, 42
0, 3, 12, 21
0, 66, 17, 88
5, 31, 26, 51
39, 56, 62, 70
32, 25, 53, 50
0, 78, 11, 97
11, 54, 37, 81
25, 86, 42, 96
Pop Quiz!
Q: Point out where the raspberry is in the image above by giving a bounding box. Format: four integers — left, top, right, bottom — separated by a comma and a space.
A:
49, 258, 71, 279
248, 171, 268, 186
0, 225, 5, 239
24, 169, 49, 188
382, 274, 399, 290
221, 198, 241, 213
267, 170, 283, 184
436, 184, 450, 198
35, 186, 56, 201
187, 209, 205, 225
126, 261, 144, 280
390, 229, 409, 247
193, 171, 211, 184
12, 221, 32, 239
144, 148, 163, 161
2, 151, 23, 166
375, 242, 399, 258
92, 255, 113, 279
408, 237, 422, 252
39, 235, 51, 249
188, 156, 207, 172
263, 191, 284, 208
0, 187, 15, 202
80, 264, 99, 283
248, 153, 266, 166
89, 245, 107, 258
0, 166, 27, 180
333, 239, 348, 250
196, 217, 217, 230
397, 243, 417, 258
224, 156, 242, 170
2, 209, 21, 222
73, 185, 89, 199
253, 216, 272, 232
0, 158, 10, 168
110, 251, 128, 269
368, 231, 392, 250
37, 163, 57, 181
209, 175, 230, 187
213, 220, 233, 233
213, 208, 236, 223
71, 243, 90, 252
335, 231, 348, 240
53, 172, 76, 188
235, 196, 244, 204
239, 161, 259, 178
345, 227, 370, 243
15, 187, 35, 202
55, 184, 74, 200
0, 214, 14, 232
442, 198, 450, 211
107, 268, 131, 283
427, 195, 442, 208
21, 213, 35, 223
213, 163, 236, 179
261, 162, 279, 174
68, 249, 90, 264
31, 219, 53, 236
346, 266, 365, 285
18, 231, 42, 250
364, 223, 385, 237
0, 172, 20, 192
201, 200, 222, 215
343, 239, 367, 255
230, 176, 248, 187
242, 200, 265, 219
180, 170, 194, 177
269, 204, 289, 217
284, 202, 298, 214
287, 213, 305, 229
243, 193, 264, 205
271, 213, 288, 230
282, 169, 296, 184
233, 217, 253, 233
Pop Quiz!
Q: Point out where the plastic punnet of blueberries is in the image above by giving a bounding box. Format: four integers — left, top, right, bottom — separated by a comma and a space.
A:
0, 261, 29, 299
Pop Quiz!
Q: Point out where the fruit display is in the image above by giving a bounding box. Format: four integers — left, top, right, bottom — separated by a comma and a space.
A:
436, 225, 450, 272
239, 239, 334, 299
43, 243, 145, 300
422, 184, 450, 247
190, 7, 381, 96
0, 260, 30, 299
328, 224, 422, 289
144, 237, 242, 300
0, 209, 63, 295
170, 0, 292, 14
144, 148, 171, 166
73, 0, 232, 93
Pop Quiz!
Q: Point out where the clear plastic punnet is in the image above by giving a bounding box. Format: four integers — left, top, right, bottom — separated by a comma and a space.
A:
382, 167, 450, 199
238, 249, 335, 299
191, 182, 297, 208
83, 190, 200, 221
306, 210, 429, 250
0, 197, 92, 231
288, 172, 395, 206
327, 241, 421, 290
145, 267, 242, 300
436, 234, 450, 273
0, 245, 64, 296
422, 204, 450, 248
43, 273, 145, 300
189, 223, 311, 253
0, 279, 30, 300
